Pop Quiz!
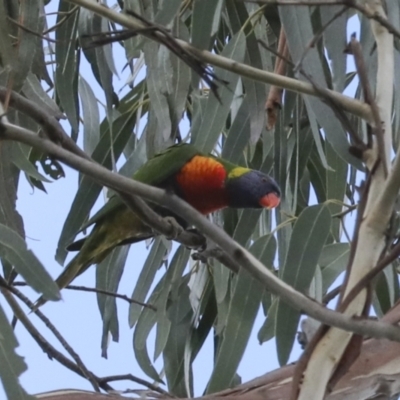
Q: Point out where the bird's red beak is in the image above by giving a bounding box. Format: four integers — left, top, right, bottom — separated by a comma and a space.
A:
259, 193, 280, 209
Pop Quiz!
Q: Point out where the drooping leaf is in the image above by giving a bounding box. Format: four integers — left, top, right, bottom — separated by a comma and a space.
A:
276, 205, 331, 365
0, 304, 35, 400
22, 73, 63, 119
326, 141, 347, 242
192, 31, 246, 153
96, 245, 130, 358
55, 1, 80, 135
222, 99, 250, 164
206, 235, 276, 393
0, 224, 60, 301
129, 238, 167, 327
227, 0, 266, 143
191, 0, 224, 87
163, 283, 193, 396
79, 75, 100, 154
78, 8, 116, 111
56, 109, 138, 265
320, 243, 350, 293
320, 6, 348, 93
11, 143, 51, 184
154, 246, 190, 360
258, 299, 278, 344
279, 6, 361, 169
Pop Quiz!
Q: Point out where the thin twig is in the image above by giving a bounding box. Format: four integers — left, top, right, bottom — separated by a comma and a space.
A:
339, 240, 400, 313
0, 277, 102, 392
294, 6, 348, 73
265, 29, 290, 130
66, 0, 372, 122
322, 285, 341, 305
66, 285, 157, 310
43, 5, 79, 35
0, 86, 91, 161
345, 34, 388, 177
99, 374, 172, 396
12, 282, 157, 310
7, 17, 58, 43
258, 39, 365, 148
241, 0, 400, 40
0, 278, 113, 392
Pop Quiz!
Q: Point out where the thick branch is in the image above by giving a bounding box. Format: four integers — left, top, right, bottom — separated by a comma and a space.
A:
66, 0, 372, 122
296, 2, 395, 399
2, 121, 400, 343
0, 87, 90, 161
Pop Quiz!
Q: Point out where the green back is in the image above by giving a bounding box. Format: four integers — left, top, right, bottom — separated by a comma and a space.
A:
80, 144, 203, 230
133, 144, 203, 184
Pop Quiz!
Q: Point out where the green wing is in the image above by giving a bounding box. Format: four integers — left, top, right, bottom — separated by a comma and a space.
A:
133, 143, 202, 184
79, 144, 202, 231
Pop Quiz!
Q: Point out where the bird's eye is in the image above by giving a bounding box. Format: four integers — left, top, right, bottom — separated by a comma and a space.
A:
262, 178, 267, 183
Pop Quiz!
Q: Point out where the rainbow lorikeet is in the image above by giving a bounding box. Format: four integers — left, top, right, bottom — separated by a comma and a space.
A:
50, 144, 281, 296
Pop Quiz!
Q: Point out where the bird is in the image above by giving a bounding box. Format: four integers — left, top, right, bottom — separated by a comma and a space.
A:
39, 143, 281, 305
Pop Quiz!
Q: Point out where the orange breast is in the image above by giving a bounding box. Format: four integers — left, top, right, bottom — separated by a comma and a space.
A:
175, 155, 228, 214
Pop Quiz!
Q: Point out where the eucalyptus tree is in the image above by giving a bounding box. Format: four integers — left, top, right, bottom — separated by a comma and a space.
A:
0, 0, 399, 399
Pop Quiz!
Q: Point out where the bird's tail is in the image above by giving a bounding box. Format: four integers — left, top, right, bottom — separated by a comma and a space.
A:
33, 209, 154, 310
33, 250, 99, 310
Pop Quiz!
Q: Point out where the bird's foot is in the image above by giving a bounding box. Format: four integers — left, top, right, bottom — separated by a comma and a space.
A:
163, 216, 184, 240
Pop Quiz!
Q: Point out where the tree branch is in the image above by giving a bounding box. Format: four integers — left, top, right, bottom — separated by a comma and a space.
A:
13, 282, 157, 310
0, 87, 90, 161
0, 279, 113, 392
65, 0, 372, 122
2, 120, 400, 344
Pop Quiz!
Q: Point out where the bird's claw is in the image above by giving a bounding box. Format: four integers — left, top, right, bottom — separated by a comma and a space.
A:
164, 216, 184, 240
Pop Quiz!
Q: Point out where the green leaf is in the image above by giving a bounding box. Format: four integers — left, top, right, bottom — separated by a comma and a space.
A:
96, 245, 130, 358
191, 0, 224, 87
276, 205, 331, 365
144, 41, 172, 141
227, 0, 266, 143
192, 31, 246, 153
184, 282, 217, 395
232, 209, 263, 246
155, 0, 182, 26
320, 6, 348, 93
56, 109, 138, 265
0, 143, 25, 239
11, 143, 51, 183
0, 2, 16, 74
12, 1, 41, 90
154, 246, 190, 360
213, 261, 231, 304
308, 145, 327, 203
326, 142, 347, 241
0, 304, 35, 400
79, 75, 100, 155
133, 289, 162, 383
0, 224, 60, 301
168, 20, 191, 136
279, 6, 361, 169
22, 73, 63, 119
374, 271, 392, 317
129, 238, 167, 327
206, 235, 276, 393
222, 100, 250, 164
320, 243, 350, 293
78, 8, 116, 111
55, 1, 80, 134
258, 299, 278, 344
163, 284, 193, 396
